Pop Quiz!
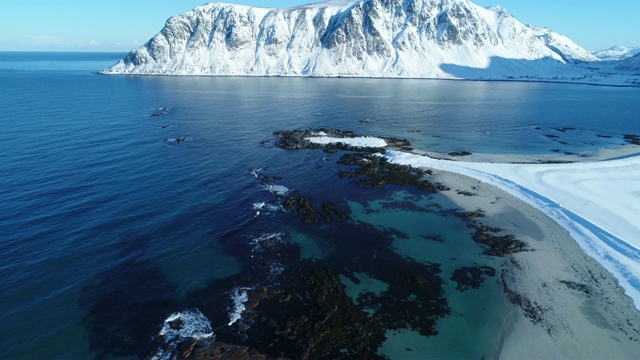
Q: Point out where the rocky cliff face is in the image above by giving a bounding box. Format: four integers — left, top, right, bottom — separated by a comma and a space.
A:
102, 0, 597, 78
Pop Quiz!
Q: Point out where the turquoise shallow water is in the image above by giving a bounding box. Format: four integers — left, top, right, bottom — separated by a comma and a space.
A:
0, 52, 638, 359
347, 191, 506, 359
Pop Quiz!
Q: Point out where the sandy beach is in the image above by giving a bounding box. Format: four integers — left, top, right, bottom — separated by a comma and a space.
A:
278, 131, 640, 358
397, 145, 640, 359
433, 170, 639, 358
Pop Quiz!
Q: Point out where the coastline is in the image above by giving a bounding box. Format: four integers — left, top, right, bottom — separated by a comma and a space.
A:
409, 143, 640, 164
431, 169, 640, 358
99, 70, 640, 89
393, 145, 640, 358
270, 130, 640, 357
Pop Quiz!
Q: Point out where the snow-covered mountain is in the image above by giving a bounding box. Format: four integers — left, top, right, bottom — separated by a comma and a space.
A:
616, 52, 640, 71
103, 0, 599, 78
101, 0, 640, 86
525, 25, 599, 63
592, 45, 640, 61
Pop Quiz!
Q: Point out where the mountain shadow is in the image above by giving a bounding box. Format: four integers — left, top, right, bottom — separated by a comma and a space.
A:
439, 56, 586, 82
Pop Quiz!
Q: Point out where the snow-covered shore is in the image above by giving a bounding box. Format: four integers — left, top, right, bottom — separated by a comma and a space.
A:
384, 148, 640, 308
306, 135, 388, 148
381, 146, 640, 358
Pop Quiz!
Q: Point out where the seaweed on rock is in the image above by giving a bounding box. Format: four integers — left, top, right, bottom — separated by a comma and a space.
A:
472, 225, 527, 257
623, 134, 640, 145
448, 151, 472, 157
282, 192, 347, 224
161, 192, 452, 359
242, 268, 387, 359
450, 266, 496, 291
164, 128, 528, 359
337, 153, 439, 192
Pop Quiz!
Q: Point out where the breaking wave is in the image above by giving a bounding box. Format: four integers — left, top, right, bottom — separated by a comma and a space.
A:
150, 309, 214, 360
266, 184, 289, 196
228, 288, 250, 326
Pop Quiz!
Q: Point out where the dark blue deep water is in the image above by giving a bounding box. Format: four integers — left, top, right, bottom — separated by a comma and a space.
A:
1, 52, 638, 359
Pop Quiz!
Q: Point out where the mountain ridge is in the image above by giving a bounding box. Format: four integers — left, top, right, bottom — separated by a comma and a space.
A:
102, 0, 640, 86
592, 45, 640, 61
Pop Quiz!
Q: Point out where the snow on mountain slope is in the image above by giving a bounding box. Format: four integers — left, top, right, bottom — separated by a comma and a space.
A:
102, 0, 639, 85
593, 45, 640, 61
526, 25, 599, 63
616, 52, 640, 71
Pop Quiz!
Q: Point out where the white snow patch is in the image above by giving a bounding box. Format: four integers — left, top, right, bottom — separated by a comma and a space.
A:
383, 150, 640, 309
306, 136, 387, 148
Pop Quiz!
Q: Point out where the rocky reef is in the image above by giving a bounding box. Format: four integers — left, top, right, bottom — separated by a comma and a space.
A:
146, 128, 533, 359
274, 128, 412, 152
471, 226, 528, 257
624, 134, 640, 145
148, 166, 452, 359
450, 266, 496, 291
337, 153, 441, 192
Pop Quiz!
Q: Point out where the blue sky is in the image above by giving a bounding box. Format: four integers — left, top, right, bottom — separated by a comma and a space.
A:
0, 0, 637, 52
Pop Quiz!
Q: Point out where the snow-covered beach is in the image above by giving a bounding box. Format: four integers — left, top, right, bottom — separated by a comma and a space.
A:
382, 145, 640, 358
384, 147, 640, 307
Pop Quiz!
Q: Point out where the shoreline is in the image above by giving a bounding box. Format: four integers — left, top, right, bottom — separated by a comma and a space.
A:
408, 143, 640, 164
268, 129, 640, 357
99, 70, 640, 88
393, 144, 640, 358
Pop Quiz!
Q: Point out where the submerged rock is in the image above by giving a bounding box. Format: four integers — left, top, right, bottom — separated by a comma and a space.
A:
460, 209, 485, 219
337, 153, 439, 192
182, 338, 283, 360
450, 266, 496, 291
472, 226, 527, 257
242, 268, 388, 359
448, 151, 472, 157
281, 192, 347, 224
623, 134, 640, 145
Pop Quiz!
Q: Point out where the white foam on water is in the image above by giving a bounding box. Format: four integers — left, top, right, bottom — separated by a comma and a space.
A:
268, 262, 285, 278
250, 168, 263, 178
158, 309, 214, 341
150, 309, 214, 360
228, 288, 250, 326
250, 233, 288, 280
266, 184, 289, 196
250, 233, 286, 249
253, 202, 281, 213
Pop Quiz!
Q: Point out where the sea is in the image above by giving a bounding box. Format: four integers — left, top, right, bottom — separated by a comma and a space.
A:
1, 51, 638, 359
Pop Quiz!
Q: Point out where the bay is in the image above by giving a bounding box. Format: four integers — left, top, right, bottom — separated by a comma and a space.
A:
0, 52, 638, 359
